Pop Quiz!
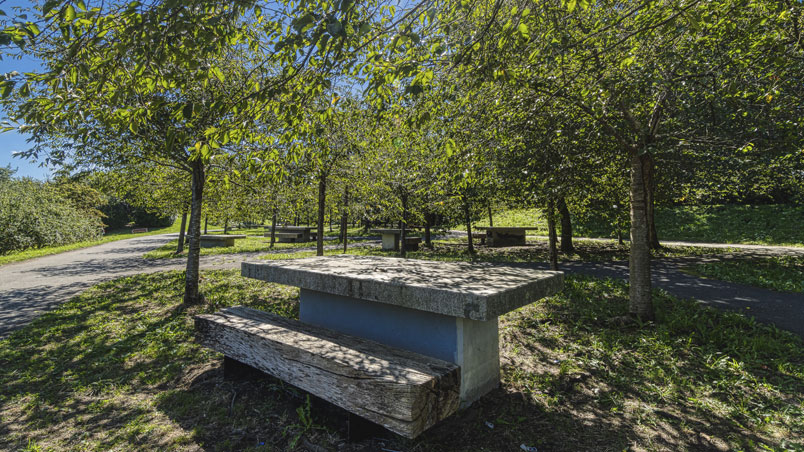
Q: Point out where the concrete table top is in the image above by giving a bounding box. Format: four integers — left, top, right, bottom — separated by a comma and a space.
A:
370, 228, 403, 234
267, 226, 313, 231
199, 234, 247, 239
242, 255, 563, 321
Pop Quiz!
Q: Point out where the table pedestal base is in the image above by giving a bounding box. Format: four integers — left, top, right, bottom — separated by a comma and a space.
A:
299, 288, 499, 406
380, 233, 400, 251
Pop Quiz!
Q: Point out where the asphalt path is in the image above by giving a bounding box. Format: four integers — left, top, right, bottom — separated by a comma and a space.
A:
1, 234, 802, 339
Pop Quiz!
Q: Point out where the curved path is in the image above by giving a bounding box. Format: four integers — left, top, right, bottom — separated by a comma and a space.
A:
1, 235, 802, 339
0, 235, 248, 338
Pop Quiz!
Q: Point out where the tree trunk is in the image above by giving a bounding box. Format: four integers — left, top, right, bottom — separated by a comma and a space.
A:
644, 154, 661, 250
184, 161, 205, 305
177, 207, 188, 254
628, 152, 654, 321
487, 203, 494, 228
547, 200, 559, 271
464, 201, 475, 254
203, 215, 208, 235
424, 212, 432, 249
341, 186, 349, 253
329, 207, 333, 232
317, 176, 326, 256
223, 218, 229, 235
270, 207, 277, 249
557, 197, 574, 253
400, 193, 408, 257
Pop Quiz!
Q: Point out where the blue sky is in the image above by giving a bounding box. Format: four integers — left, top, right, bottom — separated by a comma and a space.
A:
0, 0, 52, 180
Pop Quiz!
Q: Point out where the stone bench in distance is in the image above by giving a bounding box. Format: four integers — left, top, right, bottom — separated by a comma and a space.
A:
195, 306, 460, 439
195, 234, 247, 248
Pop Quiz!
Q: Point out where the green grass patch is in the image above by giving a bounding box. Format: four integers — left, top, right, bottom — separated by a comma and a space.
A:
692, 255, 804, 293
1, 266, 801, 451
0, 224, 183, 267
575, 204, 804, 246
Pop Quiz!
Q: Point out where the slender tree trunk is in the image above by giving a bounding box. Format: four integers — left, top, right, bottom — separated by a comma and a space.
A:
270, 207, 277, 248
617, 229, 624, 246
488, 203, 494, 228
629, 152, 654, 320
547, 200, 559, 271
645, 155, 661, 250
424, 212, 433, 249
329, 207, 333, 232
557, 197, 574, 253
203, 215, 208, 235
400, 192, 409, 257
317, 175, 326, 256
464, 200, 475, 254
223, 218, 229, 235
184, 161, 205, 305
176, 207, 188, 254
294, 213, 298, 227
341, 186, 349, 253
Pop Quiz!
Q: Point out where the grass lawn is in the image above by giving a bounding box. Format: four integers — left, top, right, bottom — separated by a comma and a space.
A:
574, 204, 804, 247
690, 255, 804, 294
0, 224, 183, 267
477, 205, 804, 246
2, 251, 802, 450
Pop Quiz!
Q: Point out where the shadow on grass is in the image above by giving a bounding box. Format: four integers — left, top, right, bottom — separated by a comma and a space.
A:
1, 270, 801, 451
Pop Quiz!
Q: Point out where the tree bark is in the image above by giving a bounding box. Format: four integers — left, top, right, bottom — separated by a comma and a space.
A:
341, 186, 349, 253
557, 197, 574, 253
203, 215, 208, 235
400, 192, 408, 257
424, 212, 432, 249
270, 207, 277, 249
184, 160, 205, 305
487, 203, 494, 228
176, 207, 188, 254
547, 200, 559, 271
329, 207, 333, 232
464, 201, 475, 254
628, 152, 654, 320
317, 176, 326, 256
644, 154, 661, 250
223, 218, 229, 235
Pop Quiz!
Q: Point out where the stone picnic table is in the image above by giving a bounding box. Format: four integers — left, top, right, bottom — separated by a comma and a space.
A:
475, 226, 541, 247
241, 254, 564, 406
264, 226, 314, 242
370, 228, 422, 251
195, 234, 247, 247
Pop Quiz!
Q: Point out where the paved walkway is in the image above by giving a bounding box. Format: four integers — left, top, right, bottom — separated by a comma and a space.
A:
1, 235, 802, 339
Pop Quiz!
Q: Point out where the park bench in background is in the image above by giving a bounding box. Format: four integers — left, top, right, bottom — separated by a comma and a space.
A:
131, 227, 148, 233
404, 236, 422, 251
471, 232, 486, 245
192, 234, 247, 248
264, 226, 313, 242
476, 227, 540, 247
196, 255, 563, 438
268, 232, 305, 243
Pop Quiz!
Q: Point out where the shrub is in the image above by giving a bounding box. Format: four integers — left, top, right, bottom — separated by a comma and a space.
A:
0, 178, 104, 254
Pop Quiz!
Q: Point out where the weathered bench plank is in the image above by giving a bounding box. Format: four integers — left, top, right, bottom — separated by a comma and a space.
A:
195, 306, 460, 438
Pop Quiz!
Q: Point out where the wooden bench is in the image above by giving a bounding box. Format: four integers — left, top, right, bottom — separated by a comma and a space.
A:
131, 227, 148, 233
195, 306, 460, 439
404, 236, 422, 251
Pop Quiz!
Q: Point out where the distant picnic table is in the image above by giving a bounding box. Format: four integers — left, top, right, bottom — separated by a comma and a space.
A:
475, 226, 541, 247
264, 226, 314, 243
370, 228, 422, 251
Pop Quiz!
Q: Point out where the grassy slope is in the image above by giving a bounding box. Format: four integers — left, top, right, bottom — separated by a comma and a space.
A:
2, 251, 802, 451
471, 205, 804, 246
575, 204, 804, 246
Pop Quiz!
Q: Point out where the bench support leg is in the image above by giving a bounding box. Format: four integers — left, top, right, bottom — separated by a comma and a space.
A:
224, 356, 263, 381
